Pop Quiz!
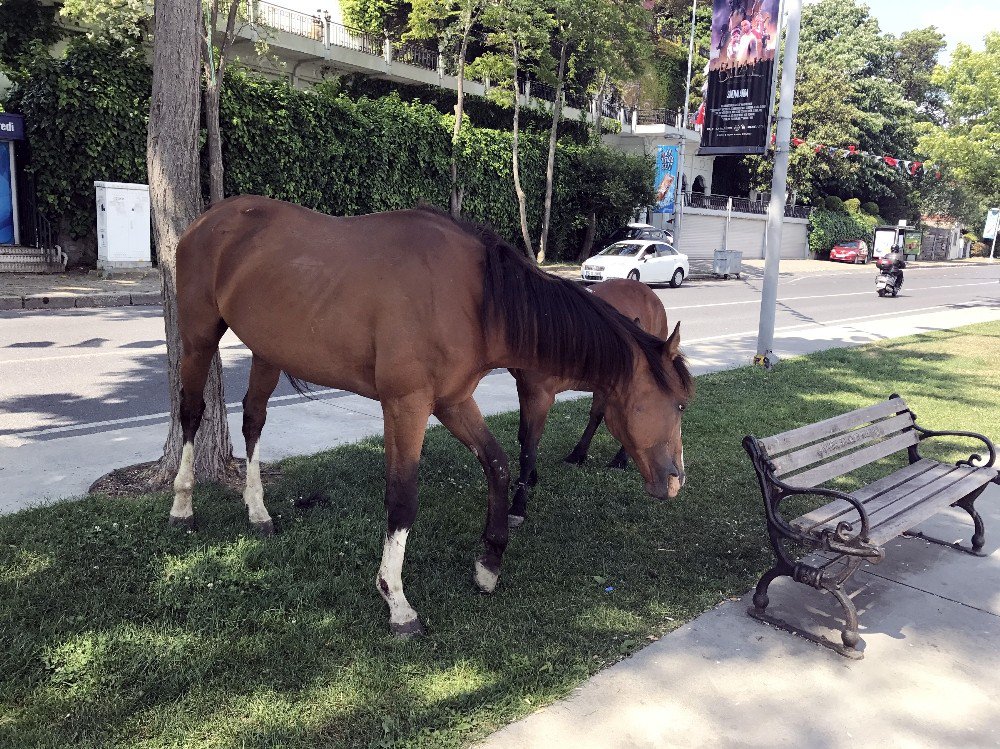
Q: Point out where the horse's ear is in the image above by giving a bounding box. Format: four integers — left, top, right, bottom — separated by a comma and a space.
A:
664, 321, 681, 359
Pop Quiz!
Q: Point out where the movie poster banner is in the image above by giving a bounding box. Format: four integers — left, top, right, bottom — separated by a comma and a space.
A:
698, 0, 781, 155
653, 145, 680, 214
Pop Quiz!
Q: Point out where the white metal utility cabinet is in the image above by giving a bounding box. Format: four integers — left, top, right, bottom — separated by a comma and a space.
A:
95, 181, 152, 270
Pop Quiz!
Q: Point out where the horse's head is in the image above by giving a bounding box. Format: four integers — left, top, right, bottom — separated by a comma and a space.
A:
603, 322, 692, 500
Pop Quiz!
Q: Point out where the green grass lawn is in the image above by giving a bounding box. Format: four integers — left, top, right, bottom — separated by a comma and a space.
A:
2, 322, 999, 748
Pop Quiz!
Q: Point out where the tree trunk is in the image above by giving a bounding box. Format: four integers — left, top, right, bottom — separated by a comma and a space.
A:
148, 0, 233, 488
537, 41, 567, 264
592, 71, 609, 145
577, 210, 597, 262
511, 43, 534, 262
450, 14, 471, 218
204, 81, 224, 205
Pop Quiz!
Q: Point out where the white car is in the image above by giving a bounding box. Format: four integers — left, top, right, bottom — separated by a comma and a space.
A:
581, 240, 689, 287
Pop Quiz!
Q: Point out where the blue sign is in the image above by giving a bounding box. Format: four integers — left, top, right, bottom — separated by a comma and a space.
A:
0, 146, 14, 243
0, 113, 25, 141
653, 145, 680, 214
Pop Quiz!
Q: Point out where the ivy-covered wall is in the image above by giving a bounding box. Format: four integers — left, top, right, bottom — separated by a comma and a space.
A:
5, 39, 653, 266
808, 206, 882, 257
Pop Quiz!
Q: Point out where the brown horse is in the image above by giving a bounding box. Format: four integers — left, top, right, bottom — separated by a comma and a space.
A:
509, 278, 675, 526
170, 196, 693, 636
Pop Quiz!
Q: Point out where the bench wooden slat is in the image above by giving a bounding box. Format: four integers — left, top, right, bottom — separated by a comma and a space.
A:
758, 396, 908, 456
793, 458, 940, 531
785, 430, 919, 489
770, 413, 916, 477
869, 468, 996, 546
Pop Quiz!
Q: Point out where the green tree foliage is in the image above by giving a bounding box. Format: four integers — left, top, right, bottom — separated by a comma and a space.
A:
0, 0, 63, 72
890, 27, 946, 122
341, 0, 412, 38
745, 0, 922, 221
917, 33, 1000, 229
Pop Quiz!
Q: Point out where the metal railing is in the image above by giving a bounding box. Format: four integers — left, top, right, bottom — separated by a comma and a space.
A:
683, 192, 813, 219
328, 20, 381, 55
393, 41, 438, 71
254, 1, 323, 41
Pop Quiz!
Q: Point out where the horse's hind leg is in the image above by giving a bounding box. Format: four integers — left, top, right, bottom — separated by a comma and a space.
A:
435, 398, 510, 595
169, 317, 228, 529
510, 373, 555, 528
242, 355, 281, 536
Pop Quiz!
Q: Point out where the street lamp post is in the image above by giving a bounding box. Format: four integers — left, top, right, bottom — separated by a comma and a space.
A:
754, 0, 803, 369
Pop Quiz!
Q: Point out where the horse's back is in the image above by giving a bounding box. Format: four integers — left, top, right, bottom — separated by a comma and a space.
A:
592, 279, 670, 339
176, 196, 491, 398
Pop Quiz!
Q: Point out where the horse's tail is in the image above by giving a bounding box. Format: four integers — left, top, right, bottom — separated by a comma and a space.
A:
285, 372, 317, 400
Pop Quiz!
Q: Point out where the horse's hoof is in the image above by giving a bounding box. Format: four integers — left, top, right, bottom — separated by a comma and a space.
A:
607, 457, 629, 470
168, 514, 195, 531
563, 451, 588, 466
251, 519, 276, 537
474, 558, 499, 594
391, 618, 425, 639
507, 514, 526, 529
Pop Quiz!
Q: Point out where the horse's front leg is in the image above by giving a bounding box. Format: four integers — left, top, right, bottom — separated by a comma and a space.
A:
564, 392, 607, 465
435, 398, 510, 594
377, 396, 434, 638
510, 372, 556, 528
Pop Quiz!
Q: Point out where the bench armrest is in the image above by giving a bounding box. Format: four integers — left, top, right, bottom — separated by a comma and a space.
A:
768, 474, 882, 560
913, 424, 997, 470
743, 435, 882, 560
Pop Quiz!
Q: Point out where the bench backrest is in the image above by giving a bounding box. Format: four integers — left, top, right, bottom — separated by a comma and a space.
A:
756, 396, 918, 488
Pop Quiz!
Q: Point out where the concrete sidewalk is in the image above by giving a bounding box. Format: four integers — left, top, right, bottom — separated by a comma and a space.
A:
0, 268, 161, 310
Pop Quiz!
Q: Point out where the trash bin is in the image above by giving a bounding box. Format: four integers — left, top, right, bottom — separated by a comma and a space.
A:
712, 249, 743, 279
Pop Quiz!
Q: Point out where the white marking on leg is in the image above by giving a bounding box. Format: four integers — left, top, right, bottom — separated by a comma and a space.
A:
376, 529, 418, 626
474, 558, 499, 593
243, 444, 272, 524
171, 442, 195, 519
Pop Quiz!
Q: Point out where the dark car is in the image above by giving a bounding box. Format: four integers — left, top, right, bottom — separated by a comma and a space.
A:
829, 239, 869, 264
602, 222, 674, 247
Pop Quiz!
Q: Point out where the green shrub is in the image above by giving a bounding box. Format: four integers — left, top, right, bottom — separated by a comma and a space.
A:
963, 232, 978, 242
808, 208, 878, 255
823, 195, 845, 212
843, 198, 861, 214
5, 39, 650, 265
861, 201, 880, 216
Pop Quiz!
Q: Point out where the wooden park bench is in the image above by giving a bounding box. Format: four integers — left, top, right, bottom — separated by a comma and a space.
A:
743, 394, 999, 659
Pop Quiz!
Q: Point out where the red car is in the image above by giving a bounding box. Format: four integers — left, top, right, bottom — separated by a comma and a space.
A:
829, 239, 870, 264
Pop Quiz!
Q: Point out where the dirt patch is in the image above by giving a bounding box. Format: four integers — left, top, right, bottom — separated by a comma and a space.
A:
87, 458, 282, 498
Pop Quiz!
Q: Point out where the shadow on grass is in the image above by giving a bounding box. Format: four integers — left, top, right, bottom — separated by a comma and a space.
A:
1, 323, 998, 748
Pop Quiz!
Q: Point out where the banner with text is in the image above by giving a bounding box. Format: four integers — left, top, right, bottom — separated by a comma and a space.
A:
698, 0, 781, 155
653, 145, 680, 214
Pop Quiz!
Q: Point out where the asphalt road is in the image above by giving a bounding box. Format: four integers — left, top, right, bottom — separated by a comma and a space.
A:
1, 261, 997, 441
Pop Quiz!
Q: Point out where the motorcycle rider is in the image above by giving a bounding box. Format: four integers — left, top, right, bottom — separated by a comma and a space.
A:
878, 242, 906, 292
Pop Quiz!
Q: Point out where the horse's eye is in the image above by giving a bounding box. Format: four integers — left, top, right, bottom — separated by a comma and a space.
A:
678, 404, 686, 412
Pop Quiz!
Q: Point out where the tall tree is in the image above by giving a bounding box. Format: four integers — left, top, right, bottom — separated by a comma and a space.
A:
148, 0, 233, 487
917, 33, 1000, 228
202, 0, 242, 205
891, 27, 946, 122
475, 0, 551, 260
406, 0, 488, 217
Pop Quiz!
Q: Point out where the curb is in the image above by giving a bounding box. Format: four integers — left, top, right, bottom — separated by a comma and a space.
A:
0, 292, 163, 311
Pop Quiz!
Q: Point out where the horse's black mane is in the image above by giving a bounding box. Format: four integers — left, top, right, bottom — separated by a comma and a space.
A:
415, 204, 692, 395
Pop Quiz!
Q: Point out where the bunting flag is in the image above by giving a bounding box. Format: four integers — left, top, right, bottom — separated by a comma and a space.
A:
759, 134, 942, 179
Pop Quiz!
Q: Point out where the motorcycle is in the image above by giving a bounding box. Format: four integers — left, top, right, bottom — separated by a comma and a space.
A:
875, 255, 904, 297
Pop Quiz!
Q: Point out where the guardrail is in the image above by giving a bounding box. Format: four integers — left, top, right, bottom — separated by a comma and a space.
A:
393, 41, 438, 71
254, 1, 323, 41
683, 192, 813, 219
328, 20, 381, 55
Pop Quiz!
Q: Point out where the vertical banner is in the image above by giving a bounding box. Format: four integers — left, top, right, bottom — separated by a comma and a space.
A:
983, 207, 1000, 240
653, 145, 680, 214
698, 0, 781, 155
0, 144, 14, 244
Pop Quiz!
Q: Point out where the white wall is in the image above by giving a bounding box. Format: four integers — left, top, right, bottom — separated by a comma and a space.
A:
675, 207, 809, 260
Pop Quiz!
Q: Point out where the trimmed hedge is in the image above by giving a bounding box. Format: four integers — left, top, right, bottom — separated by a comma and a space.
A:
6, 38, 652, 265
808, 207, 880, 256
